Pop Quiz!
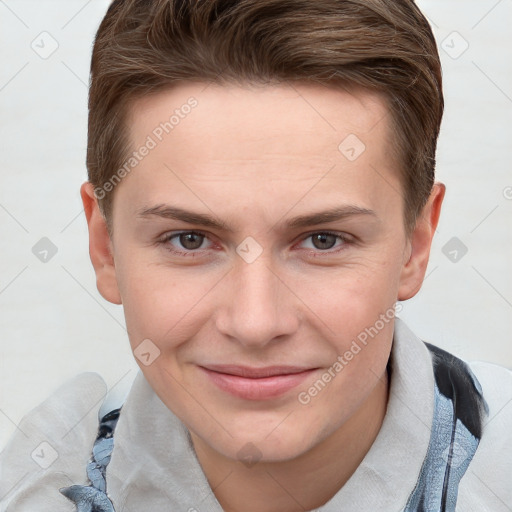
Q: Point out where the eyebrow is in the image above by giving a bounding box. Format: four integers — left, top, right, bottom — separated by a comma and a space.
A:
136, 204, 377, 232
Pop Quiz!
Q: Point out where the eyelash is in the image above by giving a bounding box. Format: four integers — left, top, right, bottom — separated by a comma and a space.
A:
157, 230, 353, 258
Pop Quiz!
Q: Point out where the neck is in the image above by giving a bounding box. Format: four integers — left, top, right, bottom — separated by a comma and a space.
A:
189, 367, 390, 512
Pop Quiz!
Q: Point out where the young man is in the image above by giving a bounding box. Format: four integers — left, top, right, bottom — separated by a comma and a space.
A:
1, 0, 511, 511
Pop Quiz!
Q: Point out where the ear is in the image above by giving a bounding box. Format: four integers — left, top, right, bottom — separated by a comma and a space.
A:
80, 182, 122, 305
397, 182, 446, 301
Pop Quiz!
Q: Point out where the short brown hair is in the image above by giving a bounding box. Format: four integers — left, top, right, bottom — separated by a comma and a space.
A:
88, 0, 443, 234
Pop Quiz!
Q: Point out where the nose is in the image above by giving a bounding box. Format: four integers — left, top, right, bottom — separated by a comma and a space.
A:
215, 253, 299, 349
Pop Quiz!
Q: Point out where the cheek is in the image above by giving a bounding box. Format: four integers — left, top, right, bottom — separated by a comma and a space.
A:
321, 284, 395, 375
304, 253, 401, 377
304, 296, 395, 425
115, 254, 219, 349
115, 230, 404, 355
303, 255, 402, 328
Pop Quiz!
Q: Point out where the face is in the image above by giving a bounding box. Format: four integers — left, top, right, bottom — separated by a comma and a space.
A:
83, 81, 442, 463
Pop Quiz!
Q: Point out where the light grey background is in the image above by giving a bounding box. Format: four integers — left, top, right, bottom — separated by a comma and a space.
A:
1, 0, 511, 450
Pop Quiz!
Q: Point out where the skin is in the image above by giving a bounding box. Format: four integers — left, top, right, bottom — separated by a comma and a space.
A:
81, 82, 445, 512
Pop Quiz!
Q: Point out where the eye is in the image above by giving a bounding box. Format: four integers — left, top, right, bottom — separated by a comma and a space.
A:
157, 230, 353, 259
297, 231, 352, 254
158, 231, 213, 256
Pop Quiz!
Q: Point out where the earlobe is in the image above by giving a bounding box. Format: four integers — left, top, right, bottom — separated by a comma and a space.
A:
397, 182, 446, 301
80, 182, 122, 305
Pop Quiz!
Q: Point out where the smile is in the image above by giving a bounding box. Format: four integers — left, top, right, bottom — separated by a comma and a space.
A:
199, 365, 319, 400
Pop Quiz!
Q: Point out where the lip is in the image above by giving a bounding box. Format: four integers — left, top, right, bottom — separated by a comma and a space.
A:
199, 365, 319, 400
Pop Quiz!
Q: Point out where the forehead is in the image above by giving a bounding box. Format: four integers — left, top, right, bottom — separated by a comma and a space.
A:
116, 81, 401, 227
128, 81, 392, 158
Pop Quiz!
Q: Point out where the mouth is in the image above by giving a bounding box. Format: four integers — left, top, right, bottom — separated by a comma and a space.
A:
198, 364, 319, 400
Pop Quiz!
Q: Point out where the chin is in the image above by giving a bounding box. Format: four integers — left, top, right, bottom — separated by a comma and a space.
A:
212, 424, 318, 464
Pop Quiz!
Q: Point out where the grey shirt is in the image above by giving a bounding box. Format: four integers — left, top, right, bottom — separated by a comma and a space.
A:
1, 318, 511, 511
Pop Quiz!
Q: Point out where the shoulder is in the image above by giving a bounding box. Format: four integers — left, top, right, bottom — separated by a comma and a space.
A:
0, 372, 108, 511
468, 359, 512, 398
458, 360, 512, 509
468, 359, 512, 440
468, 359, 512, 436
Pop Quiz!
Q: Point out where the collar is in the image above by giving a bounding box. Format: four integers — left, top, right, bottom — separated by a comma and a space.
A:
106, 317, 435, 511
